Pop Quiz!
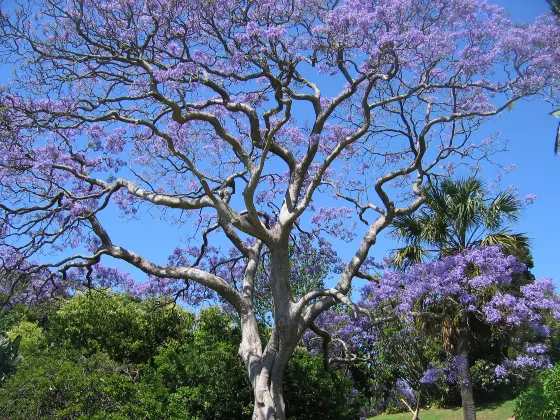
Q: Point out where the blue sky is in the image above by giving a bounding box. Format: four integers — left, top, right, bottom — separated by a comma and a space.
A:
1, 0, 558, 289
478, 0, 560, 282
105, 0, 560, 287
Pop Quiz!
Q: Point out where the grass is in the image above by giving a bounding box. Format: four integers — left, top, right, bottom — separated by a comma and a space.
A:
370, 399, 516, 420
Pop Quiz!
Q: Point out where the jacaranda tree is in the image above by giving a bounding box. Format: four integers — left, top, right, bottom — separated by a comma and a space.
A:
0, 1, 559, 418
356, 246, 559, 420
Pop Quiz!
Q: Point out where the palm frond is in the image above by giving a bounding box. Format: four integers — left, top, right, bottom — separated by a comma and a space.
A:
391, 244, 431, 269
423, 182, 450, 216
551, 109, 560, 155
479, 232, 530, 256
389, 175, 528, 260
390, 214, 425, 243
555, 121, 560, 156
547, 0, 560, 17
486, 191, 522, 230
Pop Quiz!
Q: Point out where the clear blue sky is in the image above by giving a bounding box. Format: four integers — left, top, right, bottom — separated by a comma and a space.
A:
104, 0, 560, 286
464, 0, 560, 283
1, 0, 558, 288
493, 1, 560, 284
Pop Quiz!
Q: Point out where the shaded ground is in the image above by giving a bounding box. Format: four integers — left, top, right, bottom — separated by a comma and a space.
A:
370, 399, 515, 420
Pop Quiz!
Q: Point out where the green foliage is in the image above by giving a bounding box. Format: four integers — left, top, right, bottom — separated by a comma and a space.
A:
284, 348, 359, 419
144, 307, 254, 419
0, 350, 166, 419
7, 321, 45, 355
47, 291, 194, 364
471, 359, 499, 394
0, 332, 20, 384
515, 363, 560, 420
0, 292, 361, 419
0, 303, 27, 332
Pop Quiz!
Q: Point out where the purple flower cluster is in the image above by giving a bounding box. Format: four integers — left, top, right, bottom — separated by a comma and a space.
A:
420, 365, 443, 384
495, 343, 553, 378
319, 246, 558, 387
361, 247, 560, 335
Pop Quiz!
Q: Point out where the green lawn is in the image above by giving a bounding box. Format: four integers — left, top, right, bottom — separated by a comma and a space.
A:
370, 400, 515, 420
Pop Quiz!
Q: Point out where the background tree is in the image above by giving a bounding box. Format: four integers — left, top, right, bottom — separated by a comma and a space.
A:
0, 291, 362, 419
390, 177, 528, 268
388, 177, 538, 417
360, 246, 560, 420
0, 1, 559, 418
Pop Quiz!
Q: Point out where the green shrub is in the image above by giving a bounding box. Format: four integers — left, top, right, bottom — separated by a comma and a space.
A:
0, 332, 20, 384
47, 291, 194, 364
0, 350, 166, 419
284, 349, 360, 420
515, 363, 560, 420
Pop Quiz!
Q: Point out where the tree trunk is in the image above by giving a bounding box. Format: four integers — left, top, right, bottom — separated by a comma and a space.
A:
240, 309, 293, 420
239, 241, 299, 420
252, 361, 286, 420
456, 319, 476, 420
413, 393, 421, 420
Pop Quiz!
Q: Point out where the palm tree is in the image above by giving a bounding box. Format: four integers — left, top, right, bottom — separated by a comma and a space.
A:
391, 177, 528, 268
390, 177, 529, 420
548, 0, 560, 17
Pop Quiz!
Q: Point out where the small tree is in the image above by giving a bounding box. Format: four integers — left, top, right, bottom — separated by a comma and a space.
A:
358, 246, 560, 420
0, 1, 559, 418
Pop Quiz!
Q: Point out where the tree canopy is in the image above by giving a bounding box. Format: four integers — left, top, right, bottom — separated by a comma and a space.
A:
0, 0, 559, 418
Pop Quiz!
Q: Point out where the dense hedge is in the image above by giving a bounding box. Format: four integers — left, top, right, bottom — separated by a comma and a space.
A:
0, 291, 360, 419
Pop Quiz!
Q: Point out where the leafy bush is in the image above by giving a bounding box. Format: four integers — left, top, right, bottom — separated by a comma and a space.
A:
0, 292, 364, 418
47, 291, 194, 363
0, 332, 20, 384
0, 350, 166, 419
515, 363, 560, 420
143, 307, 254, 419
284, 349, 360, 420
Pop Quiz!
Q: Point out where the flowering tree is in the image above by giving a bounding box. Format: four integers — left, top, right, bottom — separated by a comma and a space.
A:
350, 246, 560, 420
307, 316, 443, 419
0, 1, 559, 418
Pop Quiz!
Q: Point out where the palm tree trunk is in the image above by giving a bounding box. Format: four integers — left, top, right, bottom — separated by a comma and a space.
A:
456, 319, 476, 420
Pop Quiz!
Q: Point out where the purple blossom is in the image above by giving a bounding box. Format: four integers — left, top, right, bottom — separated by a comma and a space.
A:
524, 194, 537, 204
420, 365, 442, 384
